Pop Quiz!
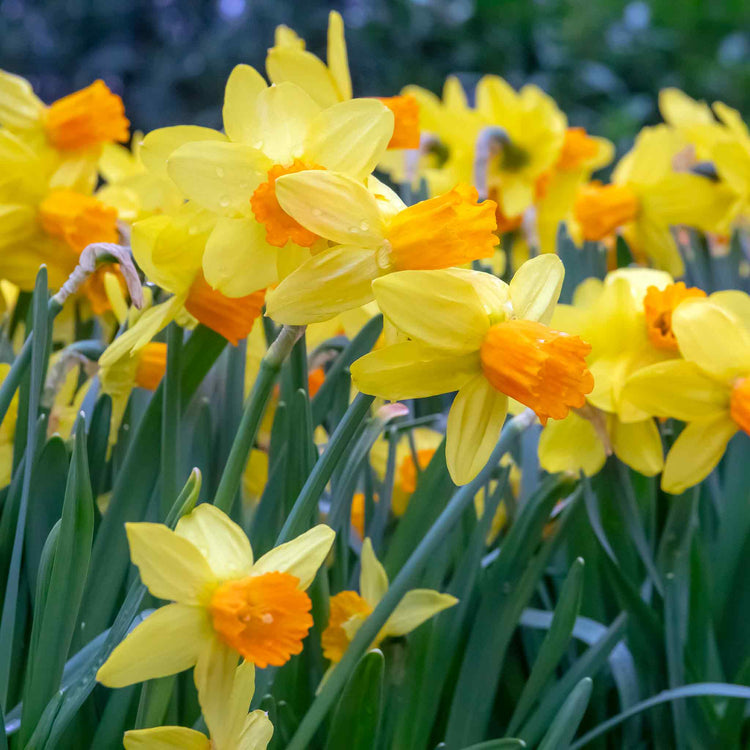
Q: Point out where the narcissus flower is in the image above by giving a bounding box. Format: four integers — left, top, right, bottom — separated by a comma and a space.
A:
123, 661, 273, 750
141, 64, 393, 298
623, 293, 750, 493
265, 171, 497, 324
97, 505, 335, 689
321, 539, 456, 668
573, 125, 733, 275
538, 269, 704, 478
351, 256, 594, 484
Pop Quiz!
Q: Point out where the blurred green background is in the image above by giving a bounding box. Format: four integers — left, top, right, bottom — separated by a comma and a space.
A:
0, 0, 747, 151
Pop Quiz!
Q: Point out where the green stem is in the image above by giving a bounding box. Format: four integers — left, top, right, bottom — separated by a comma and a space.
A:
161, 324, 182, 516
213, 325, 304, 514
285, 410, 536, 750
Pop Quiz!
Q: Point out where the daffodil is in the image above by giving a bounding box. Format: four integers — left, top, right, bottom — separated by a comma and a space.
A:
123, 661, 273, 750
0, 129, 120, 292
0, 364, 18, 488
351, 256, 594, 484
537, 268, 705, 478
623, 293, 750, 493
321, 539, 456, 669
572, 125, 733, 275
265, 171, 497, 324
0, 71, 129, 187
97, 504, 335, 691
139, 64, 393, 299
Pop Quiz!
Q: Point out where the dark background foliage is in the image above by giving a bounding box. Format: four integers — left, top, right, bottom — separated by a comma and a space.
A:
0, 0, 748, 152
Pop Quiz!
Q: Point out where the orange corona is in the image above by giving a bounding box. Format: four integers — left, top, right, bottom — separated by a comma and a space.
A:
321, 590, 374, 662
44, 80, 129, 151
376, 95, 420, 150
643, 283, 706, 350
556, 127, 599, 171
134, 343, 168, 391
38, 190, 119, 253
480, 319, 593, 424
730, 378, 750, 436
574, 182, 639, 241
388, 184, 497, 270
210, 571, 313, 668
251, 160, 324, 248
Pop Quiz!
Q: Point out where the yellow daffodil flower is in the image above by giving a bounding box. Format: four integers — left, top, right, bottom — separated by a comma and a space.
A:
0, 71, 129, 193
265, 171, 497, 324
623, 293, 750, 493
139, 64, 394, 299
96, 131, 183, 222
123, 661, 273, 750
0, 129, 120, 292
321, 538, 456, 669
573, 125, 733, 275
351, 256, 594, 484
97, 504, 335, 691
538, 268, 705, 477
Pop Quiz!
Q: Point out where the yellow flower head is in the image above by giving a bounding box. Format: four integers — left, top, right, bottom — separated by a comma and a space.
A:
139, 64, 394, 299
265, 171, 497, 324
351, 256, 594, 484
321, 538, 456, 665
97, 505, 335, 689
624, 292, 750, 493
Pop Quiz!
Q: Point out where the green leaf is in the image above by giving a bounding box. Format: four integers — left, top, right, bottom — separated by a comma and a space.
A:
457, 741, 526, 750
325, 650, 384, 750
160, 322, 183, 516
507, 558, 585, 735
537, 677, 593, 750
20, 415, 94, 744
570, 683, 750, 749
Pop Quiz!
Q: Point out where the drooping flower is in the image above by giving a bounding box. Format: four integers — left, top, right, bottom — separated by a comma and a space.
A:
97, 504, 335, 689
321, 539, 456, 668
123, 661, 273, 750
139, 65, 394, 299
265, 171, 497, 324
351, 256, 594, 484
623, 293, 750, 493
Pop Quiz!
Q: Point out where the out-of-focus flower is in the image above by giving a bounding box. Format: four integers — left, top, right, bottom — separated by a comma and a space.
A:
0, 364, 18, 488
265, 172, 497, 324
123, 661, 273, 750
538, 269, 704, 477
321, 539, 456, 668
97, 504, 335, 690
140, 65, 393, 299
573, 126, 733, 275
352, 256, 594, 484
623, 293, 750, 493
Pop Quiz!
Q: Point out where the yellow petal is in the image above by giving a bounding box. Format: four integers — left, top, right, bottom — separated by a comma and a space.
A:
658, 88, 713, 127
251, 524, 335, 590
97, 604, 211, 687
223, 64, 268, 143
253, 82, 321, 164
661, 414, 737, 494
0, 70, 44, 129
538, 412, 606, 477
371, 270, 490, 352
203, 217, 277, 297
176, 504, 254, 581
360, 538, 389, 608
168, 141, 271, 217
275, 170, 385, 245
446, 375, 508, 485
509, 254, 564, 325
140, 125, 226, 179
265, 244, 378, 325
710, 290, 750, 330
124, 727, 210, 750
384, 590, 458, 637
239, 710, 275, 750
351, 342, 479, 400
327, 11, 351, 101
673, 300, 750, 381
266, 48, 340, 109
126, 522, 216, 604
622, 360, 729, 421
304, 99, 393, 181
194, 638, 243, 747
611, 418, 663, 476
500, 179, 534, 218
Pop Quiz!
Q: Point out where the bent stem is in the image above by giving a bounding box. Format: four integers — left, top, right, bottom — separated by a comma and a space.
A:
213, 324, 305, 514
285, 410, 537, 750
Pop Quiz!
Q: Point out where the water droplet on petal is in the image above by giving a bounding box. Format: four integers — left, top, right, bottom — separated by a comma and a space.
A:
359, 221, 370, 231
219, 197, 231, 208
312, 208, 322, 217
